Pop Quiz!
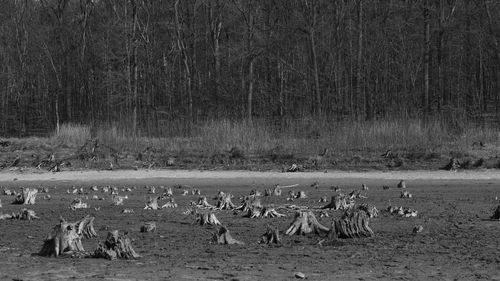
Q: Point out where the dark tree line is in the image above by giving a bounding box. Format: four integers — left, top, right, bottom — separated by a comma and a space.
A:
1, 0, 499, 136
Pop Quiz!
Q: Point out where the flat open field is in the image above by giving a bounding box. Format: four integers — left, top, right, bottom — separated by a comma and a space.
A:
0, 170, 499, 281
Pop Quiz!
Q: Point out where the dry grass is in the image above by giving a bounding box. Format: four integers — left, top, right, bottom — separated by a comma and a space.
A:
46, 119, 500, 156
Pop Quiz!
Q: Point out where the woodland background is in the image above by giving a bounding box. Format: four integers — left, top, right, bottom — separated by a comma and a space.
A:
1, 0, 500, 138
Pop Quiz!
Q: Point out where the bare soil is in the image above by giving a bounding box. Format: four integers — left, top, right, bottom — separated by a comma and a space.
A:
0, 170, 499, 280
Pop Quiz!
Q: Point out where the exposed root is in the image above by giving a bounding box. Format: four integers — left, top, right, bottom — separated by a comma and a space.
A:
212, 226, 244, 245
195, 212, 222, 226
39, 215, 97, 257
329, 209, 373, 239
260, 226, 281, 244
321, 194, 354, 210
285, 211, 329, 236
140, 221, 156, 233
13, 187, 38, 205
92, 230, 141, 260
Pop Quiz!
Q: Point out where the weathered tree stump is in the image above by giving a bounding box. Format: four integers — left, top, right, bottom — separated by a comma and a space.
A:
260, 226, 281, 244
236, 195, 262, 212
285, 211, 329, 236
212, 226, 244, 245
329, 210, 373, 239
92, 230, 141, 260
144, 197, 159, 210
39, 215, 97, 257
491, 205, 500, 220
13, 187, 38, 205
195, 212, 222, 226
192, 189, 201, 195
148, 186, 156, 194
397, 180, 407, 188
215, 192, 237, 210
140, 221, 156, 233
321, 194, 353, 210
112, 196, 125, 206
249, 189, 262, 197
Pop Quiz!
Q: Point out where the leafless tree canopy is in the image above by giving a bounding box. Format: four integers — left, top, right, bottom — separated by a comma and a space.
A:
1, 1, 497, 136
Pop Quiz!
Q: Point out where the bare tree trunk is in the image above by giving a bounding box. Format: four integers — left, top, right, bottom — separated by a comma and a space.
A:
175, 0, 193, 122
356, 0, 363, 120
423, 0, 430, 115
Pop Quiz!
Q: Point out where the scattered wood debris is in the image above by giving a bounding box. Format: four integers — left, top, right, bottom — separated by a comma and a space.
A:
387, 206, 418, 217
212, 226, 244, 245
39, 215, 97, 257
244, 205, 286, 218
92, 230, 141, 260
413, 225, 424, 234
70, 198, 89, 210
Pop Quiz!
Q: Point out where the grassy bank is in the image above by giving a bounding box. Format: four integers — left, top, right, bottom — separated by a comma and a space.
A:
0, 118, 499, 171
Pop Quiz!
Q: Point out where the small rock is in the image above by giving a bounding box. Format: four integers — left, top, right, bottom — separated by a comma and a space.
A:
294, 272, 306, 279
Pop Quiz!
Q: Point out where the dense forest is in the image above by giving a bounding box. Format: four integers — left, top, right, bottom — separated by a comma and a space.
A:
1, 0, 499, 137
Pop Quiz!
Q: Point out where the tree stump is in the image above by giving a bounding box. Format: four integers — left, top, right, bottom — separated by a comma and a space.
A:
144, 197, 159, 210
236, 195, 262, 212
321, 195, 353, 210
140, 221, 156, 233
329, 210, 373, 239
260, 226, 281, 244
195, 212, 222, 226
192, 189, 201, 195
212, 226, 244, 245
215, 192, 237, 210
148, 186, 156, 194
112, 196, 125, 206
39, 215, 97, 257
491, 205, 500, 220
92, 230, 141, 260
13, 187, 38, 205
397, 180, 407, 188
285, 211, 329, 236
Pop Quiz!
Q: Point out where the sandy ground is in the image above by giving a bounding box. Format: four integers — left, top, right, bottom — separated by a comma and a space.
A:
0, 169, 500, 281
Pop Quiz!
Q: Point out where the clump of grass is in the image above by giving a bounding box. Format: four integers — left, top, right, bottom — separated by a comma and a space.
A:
53, 123, 91, 147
